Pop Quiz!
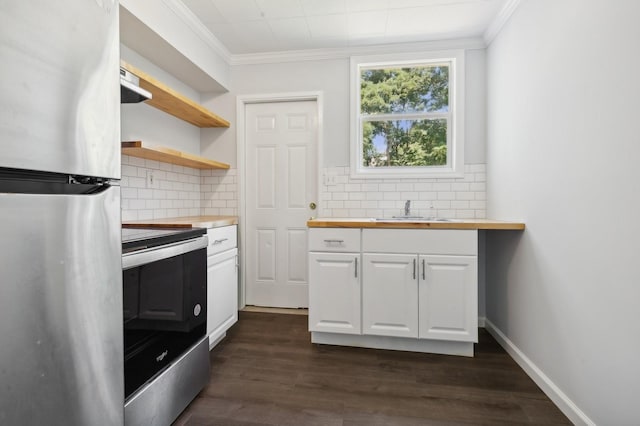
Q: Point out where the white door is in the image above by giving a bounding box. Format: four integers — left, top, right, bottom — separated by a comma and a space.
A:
419, 255, 478, 342
245, 101, 318, 308
362, 253, 419, 338
308, 252, 361, 335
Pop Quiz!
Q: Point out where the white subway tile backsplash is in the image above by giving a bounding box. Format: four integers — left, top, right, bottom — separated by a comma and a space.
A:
383, 192, 398, 201
129, 199, 146, 210
145, 159, 160, 170
129, 156, 146, 167
121, 187, 137, 199
401, 192, 420, 200
121, 210, 137, 221
138, 210, 153, 220
413, 183, 433, 191
317, 164, 487, 219
121, 165, 137, 177
432, 183, 451, 191
456, 192, 475, 201
122, 157, 483, 222
362, 183, 379, 192
129, 177, 146, 189
451, 201, 470, 209
121, 155, 238, 220
332, 192, 348, 201
452, 183, 470, 192
159, 162, 173, 172
438, 192, 456, 200
418, 192, 438, 200
470, 182, 486, 192
379, 183, 396, 192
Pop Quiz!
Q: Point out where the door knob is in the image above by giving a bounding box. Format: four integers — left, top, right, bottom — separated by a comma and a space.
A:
309, 202, 317, 210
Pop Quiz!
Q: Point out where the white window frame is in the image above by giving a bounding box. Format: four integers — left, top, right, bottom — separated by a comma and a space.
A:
350, 50, 465, 179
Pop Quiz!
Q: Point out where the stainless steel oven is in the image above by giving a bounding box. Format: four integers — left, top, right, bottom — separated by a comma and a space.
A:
121, 227, 210, 426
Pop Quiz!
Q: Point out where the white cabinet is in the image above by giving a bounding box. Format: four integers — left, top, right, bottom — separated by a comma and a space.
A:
308, 226, 479, 356
362, 254, 418, 338
308, 228, 361, 335
362, 229, 478, 343
206, 225, 238, 349
419, 255, 477, 342
308, 252, 361, 334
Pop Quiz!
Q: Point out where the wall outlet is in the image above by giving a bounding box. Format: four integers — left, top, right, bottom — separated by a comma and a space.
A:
146, 170, 159, 189
324, 175, 337, 185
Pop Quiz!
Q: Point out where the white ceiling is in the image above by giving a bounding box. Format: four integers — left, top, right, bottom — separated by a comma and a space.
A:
180, 0, 510, 55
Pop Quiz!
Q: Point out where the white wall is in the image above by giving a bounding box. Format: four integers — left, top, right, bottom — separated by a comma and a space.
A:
486, 1, 640, 424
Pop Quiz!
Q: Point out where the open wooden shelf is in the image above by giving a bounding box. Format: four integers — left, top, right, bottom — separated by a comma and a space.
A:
122, 141, 230, 170
121, 60, 230, 128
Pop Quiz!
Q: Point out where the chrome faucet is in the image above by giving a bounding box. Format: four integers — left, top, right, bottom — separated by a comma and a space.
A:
404, 200, 411, 217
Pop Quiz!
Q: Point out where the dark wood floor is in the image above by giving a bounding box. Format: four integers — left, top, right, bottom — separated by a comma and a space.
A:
173, 312, 570, 426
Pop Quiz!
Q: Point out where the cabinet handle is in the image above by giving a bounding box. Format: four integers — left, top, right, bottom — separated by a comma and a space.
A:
323, 239, 344, 244
355, 257, 358, 278
413, 258, 416, 280
213, 238, 228, 245
422, 259, 426, 280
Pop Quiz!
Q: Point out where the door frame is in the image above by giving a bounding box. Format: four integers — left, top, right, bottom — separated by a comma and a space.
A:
236, 92, 324, 309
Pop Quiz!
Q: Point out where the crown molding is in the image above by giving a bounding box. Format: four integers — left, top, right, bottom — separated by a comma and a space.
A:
483, 0, 522, 45
229, 37, 486, 66
161, 0, 232, 64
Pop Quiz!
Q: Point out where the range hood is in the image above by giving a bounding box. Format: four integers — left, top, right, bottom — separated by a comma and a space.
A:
120, 67, 152, 103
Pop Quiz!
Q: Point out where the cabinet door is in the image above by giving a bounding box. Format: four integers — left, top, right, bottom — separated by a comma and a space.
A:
362, 254, 418, 338
419, 255, 478, 342
207, 248, 239, 348
308, 252, 361, 335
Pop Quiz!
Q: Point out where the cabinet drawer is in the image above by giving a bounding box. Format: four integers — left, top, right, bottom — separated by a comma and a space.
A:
207, 225, 237, 256
309, 228, 360, 252
363, 229, 477, 255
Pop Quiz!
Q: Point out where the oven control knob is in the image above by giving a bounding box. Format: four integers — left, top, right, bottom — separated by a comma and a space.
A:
193, 304, 202, 317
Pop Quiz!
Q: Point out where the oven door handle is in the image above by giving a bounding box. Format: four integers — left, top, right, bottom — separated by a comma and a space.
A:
122, 236, 208, 269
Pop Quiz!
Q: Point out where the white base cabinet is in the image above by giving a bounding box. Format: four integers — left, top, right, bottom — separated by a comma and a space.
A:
308, 228, 361, 335
206, 225, 238, 349
362, 254, 418, 338
419, 255, 477, 342
308, 252, 361, 335
308, 227, 479, 356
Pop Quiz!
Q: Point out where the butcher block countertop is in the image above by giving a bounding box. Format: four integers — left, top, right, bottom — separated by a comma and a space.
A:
307, 218, 524, 230
122, 215, 237, 229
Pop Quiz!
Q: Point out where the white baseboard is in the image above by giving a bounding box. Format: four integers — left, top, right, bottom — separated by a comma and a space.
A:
484, 319, 595, 426
478, 316, 486, 327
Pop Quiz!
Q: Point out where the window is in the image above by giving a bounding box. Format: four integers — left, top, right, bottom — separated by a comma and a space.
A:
350, 50, 465, 178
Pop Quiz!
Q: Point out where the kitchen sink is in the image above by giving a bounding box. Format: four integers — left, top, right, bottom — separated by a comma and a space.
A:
374, 217, 457, 222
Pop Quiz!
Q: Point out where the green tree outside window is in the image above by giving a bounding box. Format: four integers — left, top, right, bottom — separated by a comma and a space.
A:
360, 65, 450, 168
